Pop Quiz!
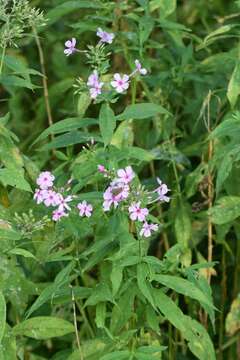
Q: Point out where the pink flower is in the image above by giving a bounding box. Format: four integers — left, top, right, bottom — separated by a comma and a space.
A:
64, 38, 77, 56
116, 166, 135, 184
140, 222, 158, 238
111, 74, 129, 93
52, 209, 68, 222
155, 178, 170, 203
36, 171, 55, 190
103, 183, 129, 211
128, 202, 149, 222
42, 190, 60, 207
87, 71, 104, 99
77, 201, 93, 217
87, 70, 99, 87
33, 189, 48, 204
97, 28, 115, 44
57, 195, 73, 212
89, 81, 104, 99
98, 164, 106, 173
135, 59, 147, 75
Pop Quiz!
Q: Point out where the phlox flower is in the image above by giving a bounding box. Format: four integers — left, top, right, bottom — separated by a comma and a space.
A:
116, 166, 135, 184
103, 184, 129, 211
97, 28, 115, 44
34, 189, 48, 204
57, 195, 73, 212
98, 164, 106, 173
111, 74, 129, 93
128, 202, 149, 222
87, 70, 99, 87
155, 178, 170, 203
36, 171, 55, 190
77, 201, 93, 217
43, 190, 61, 207
140, 222, 158, 238
52, 209, 68, 222
64, 38, 77, 56
89, 81, 104, 99
87, 71, 104, 99
135, 59, 147, 75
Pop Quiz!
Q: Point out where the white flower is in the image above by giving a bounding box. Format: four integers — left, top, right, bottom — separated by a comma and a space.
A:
111, 73, 129, 93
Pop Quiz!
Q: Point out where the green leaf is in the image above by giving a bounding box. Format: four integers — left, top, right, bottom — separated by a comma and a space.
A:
13, 317, 75, 339
116, 103, 170, 121
95, 302, 106, 329
227, 62, 240, 108
153, 274, 215, 310
152, 289, 216, 360
9, 248, 36, 260
209, 196, 240, 224
100, 351, 131, 360
84, 283, 113, 307
40, 131, 102, 151
137, 263, 156, 309
99, 103, 116, 147
174, 201, 191, 247
46, 1, 101, 25
0, 169, 32, 192
0, 292, 6, 343
226, 293, 240, 335
33, 118, 97, 145
151, 0, 176, 18
0, 228, 22, 241
110, 265, 123, 296
0, 325, 17, 360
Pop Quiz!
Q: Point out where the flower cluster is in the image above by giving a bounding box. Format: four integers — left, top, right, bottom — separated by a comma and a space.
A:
99, 165, 170, 238
64, 29, 148, 100
34, 171, 93, 221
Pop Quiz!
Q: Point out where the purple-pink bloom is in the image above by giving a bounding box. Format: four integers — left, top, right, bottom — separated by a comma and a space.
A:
135, 59, 147, 75
36, 171, 55, 190
140, 222, 158, 237
57, 194, 73, 212
111, 74, 129, 93
34, 189, 48, 204
155, 178, 170, 203
98, 164, 106, 173
77, 200, 93, 217
42, 190, 60, 207
87, 70, 99, 87
103, 183, 129, 211
64, 38, 77, 56
116, 166, 135, 184
97, 28, 115, 44
52, 209, 68, 222
89, 81, 104, 99
128, 202, 149, 222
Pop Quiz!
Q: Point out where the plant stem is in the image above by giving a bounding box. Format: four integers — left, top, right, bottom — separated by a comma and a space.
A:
70, 285, 84, 360
32, 26, 53, 131
0, 44, 6, 75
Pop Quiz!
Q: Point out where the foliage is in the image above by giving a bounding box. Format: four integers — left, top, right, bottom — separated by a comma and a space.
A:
1, 0, 240, 359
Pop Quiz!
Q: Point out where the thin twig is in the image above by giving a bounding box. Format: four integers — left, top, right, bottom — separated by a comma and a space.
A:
32, 26, 54, 132
70, 285, 84, 360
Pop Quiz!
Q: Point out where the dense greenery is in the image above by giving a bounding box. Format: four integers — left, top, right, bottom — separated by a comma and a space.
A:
1, 0, 240, 359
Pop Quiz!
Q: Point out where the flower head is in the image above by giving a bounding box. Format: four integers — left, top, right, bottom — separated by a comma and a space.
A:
128, 202, 148, 222
140, 222, 158, 238
98, 164, 106, 173
89, 81, 104, 99
57, 195, 73, 212
43, 190, 61, 207
111, 74, 129, 93
77, 201, 93, 217
87, 70, 99, 87
103, 183, 129, 212
155, 178, 170, 203
36, 171, 55, 190
34, 189, 48, 204
52, 209, 68, 222
116, 166, 135, 184
97, 28, 115, 44
64, 38, 77, 56
135, 59, 147, 75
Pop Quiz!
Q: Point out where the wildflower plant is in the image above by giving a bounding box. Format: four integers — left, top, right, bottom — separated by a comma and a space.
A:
2, 2, 233, 358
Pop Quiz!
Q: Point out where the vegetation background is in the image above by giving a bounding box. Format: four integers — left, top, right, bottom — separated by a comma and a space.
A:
1, 0, 240, 359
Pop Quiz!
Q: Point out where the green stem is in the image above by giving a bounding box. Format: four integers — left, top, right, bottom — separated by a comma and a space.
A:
0, 45, 6, 75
